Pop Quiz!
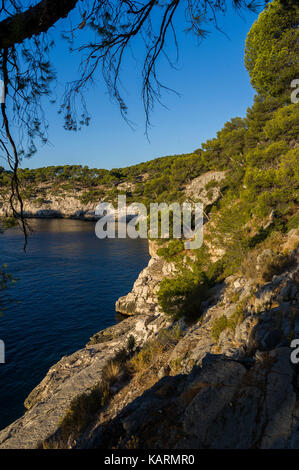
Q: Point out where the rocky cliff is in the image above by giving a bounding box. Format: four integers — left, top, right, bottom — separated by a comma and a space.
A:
0, 186, 98, 220
1, 0, 298, 447
115, 241, 175, 316
0, 314, 170, 449
115, 170, 227, 316
0, 169, 226, 222
0, 228, 298, 449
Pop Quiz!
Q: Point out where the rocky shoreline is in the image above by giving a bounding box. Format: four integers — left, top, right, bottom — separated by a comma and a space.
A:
115, 241, 175, 316
0, 228, 298, 449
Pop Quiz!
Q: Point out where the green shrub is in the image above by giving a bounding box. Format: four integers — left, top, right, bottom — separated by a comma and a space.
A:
211, 315, 228, 341
129, 340, 162, 372
245, 0, 299, 98
157, 268, 203, 320
287, 213, 299, 231
157, 239, 184, 262
157, 245, 227, 322
206, 258, 226, 284
205, 179, 219, 191
58, 384, 106, 443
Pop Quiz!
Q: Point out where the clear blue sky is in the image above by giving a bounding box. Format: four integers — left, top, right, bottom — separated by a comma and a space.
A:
21, 4, 261, 171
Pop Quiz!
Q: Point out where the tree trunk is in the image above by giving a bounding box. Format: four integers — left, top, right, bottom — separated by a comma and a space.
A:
0, 0, 79, 49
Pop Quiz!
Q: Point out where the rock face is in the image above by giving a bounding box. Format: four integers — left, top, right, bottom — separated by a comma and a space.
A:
0, 191, 98, 220
0, 314, 169, 449
115, 241, 175, 316
0, 229, 298, 449
93, 347, 297, 449
184, 170, 226, 206
0, 168, 225, 221
0, 190, 139, 221
89, 239, 299, 449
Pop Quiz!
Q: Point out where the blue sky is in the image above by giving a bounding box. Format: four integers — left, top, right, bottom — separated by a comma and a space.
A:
20, 4, 261, 171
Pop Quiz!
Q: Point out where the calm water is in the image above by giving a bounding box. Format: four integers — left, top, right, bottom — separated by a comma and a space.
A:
0, 219, 149, 430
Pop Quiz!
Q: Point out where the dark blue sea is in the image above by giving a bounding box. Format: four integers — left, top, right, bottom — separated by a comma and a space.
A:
0, 219, 149, 430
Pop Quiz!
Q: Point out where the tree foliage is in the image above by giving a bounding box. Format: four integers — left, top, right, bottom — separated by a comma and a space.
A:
155, 1, 299, 321
245, 0, 299, 97
0, 0, 262, 246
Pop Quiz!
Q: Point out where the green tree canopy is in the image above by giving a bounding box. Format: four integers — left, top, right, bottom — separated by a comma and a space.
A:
245, 0, 299, 98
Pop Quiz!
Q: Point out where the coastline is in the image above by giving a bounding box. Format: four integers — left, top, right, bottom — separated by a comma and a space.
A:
0, 229, 298, 448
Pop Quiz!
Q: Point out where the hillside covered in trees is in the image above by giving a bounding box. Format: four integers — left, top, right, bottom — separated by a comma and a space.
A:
1, 0, 298, 255
0, 0, 298, 450
1, 0, 298, 323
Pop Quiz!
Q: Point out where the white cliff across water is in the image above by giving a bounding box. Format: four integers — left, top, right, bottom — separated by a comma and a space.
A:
0, 189, 96, 219
0, 169, 227, 221
0, 188, 141, 221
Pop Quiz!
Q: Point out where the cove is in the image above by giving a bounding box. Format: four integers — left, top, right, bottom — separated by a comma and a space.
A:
0, 218, 150, 430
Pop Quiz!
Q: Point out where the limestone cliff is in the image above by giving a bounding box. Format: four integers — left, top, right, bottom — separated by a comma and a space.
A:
0, 187, 98, 220
0, 315, 170, 449
115, 241, 176, 316
0, 229, 298, 449
115, 170, 227, 316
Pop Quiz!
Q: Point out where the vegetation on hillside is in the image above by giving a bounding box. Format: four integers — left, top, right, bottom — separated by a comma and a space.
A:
0, 0, 297, 324
157, 0, 299, 320
0, 150, 208, 208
